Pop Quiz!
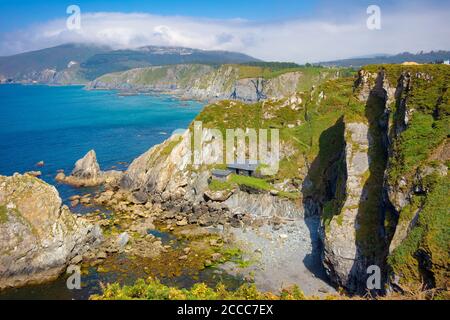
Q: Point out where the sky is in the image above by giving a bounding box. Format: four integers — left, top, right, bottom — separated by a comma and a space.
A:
0, 0, 449, 63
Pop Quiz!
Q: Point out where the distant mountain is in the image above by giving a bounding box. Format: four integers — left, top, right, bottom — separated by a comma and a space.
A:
81, 46, 261, 80
0, 44, 261, 84
319, 51, 450, 67
0, 44, 110, 81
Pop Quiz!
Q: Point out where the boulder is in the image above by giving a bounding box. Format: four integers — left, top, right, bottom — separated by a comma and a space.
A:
204, 189, 234, 202
0, 174, 102, 289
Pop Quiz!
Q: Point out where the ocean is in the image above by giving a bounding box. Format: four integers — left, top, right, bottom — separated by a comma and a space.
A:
0, 84, 214, 299
0, 84, 203, 201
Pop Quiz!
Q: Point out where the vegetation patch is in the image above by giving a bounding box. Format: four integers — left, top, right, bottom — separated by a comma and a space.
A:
388, 175, 450, 289
208, 179, 234, 192
229, 174, 272, 192
91, 277, 306, 300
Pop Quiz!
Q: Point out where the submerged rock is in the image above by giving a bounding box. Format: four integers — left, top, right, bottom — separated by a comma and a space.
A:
0, 174, 102, 289
35, 161, 45, 167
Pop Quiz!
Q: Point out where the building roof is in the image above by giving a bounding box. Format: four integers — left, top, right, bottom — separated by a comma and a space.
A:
227, 162, 259, 172
211, 169, 233, 177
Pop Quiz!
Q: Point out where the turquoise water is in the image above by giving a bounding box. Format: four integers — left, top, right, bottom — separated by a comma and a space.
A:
0, 84, 203, 201
0, 84, 218, 299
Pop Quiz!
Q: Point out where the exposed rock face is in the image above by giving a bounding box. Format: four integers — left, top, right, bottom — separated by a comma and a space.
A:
88, 64, 304, 102
120, 132, 192, 195
120, 129, 221, 203
225, 191, 304, 219
388, 162, 448, 253
204, 189, 234, 202
57, 150, 122, 187
0, 174, 102, 289
354, 66, 450, 292
319, 122, 371, 291
72, 150, 101, 180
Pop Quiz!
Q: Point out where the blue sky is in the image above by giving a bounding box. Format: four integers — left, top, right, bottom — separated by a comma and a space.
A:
1, 0, 311, 27
1, 0, 316, 31
3, 0, 448, 31
1, 0, 449, 62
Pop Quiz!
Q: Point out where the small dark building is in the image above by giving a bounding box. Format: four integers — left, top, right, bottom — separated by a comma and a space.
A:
227, 162, 259, 177
211, 169, 233, 181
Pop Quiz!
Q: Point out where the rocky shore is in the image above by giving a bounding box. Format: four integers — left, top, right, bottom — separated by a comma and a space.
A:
0, 173, 102, 289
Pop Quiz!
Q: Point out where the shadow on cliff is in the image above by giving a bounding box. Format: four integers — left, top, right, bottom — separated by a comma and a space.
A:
348, 78, 390, 294
301, 116, 346, 286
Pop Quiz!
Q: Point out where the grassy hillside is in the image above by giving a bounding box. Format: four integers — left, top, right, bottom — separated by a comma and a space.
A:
81, 47, 260, 80
91, 63, 353, 99
194, 64, 449, 293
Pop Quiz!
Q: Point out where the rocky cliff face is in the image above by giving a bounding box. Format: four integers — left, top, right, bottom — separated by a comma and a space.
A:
87, 64, 305, 102
0, 64, 88, 85
225, 191, 304, 219
315, 69, 394, 292
320, 122, 372, 291
319, 65, 449, 293
100, 64, 448, 295
0, 174, 102, 289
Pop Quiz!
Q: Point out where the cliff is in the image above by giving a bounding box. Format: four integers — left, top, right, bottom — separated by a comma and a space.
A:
0, 174, 102, 289
113, 64, 449, 295
87, 64, 342, 102
0, 44, 259, 85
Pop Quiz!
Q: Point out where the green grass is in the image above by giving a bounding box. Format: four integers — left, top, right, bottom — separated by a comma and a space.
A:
388, 175, 450, 288
208, 179, 234, 192
388, 113, 448, 184
277, 191, 301, 200
160, 136, 182, 157
229, 174, 272, 192
218, 247, 254, 268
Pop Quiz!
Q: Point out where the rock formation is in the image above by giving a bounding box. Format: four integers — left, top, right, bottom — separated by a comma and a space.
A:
0, 174, 102, 289
56, 150, 122, 187
87, 64, 326, 103
319, 122, 371, 291
71, 64, 450, 295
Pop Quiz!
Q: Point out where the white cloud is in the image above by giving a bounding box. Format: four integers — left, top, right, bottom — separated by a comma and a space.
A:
1, 6, 449, 63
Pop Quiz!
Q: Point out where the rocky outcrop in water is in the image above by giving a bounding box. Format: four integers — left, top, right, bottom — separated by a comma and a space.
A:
72, 149, 102, 180
56, 150, 122, 187
0, 174, 102, 289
